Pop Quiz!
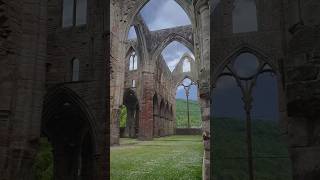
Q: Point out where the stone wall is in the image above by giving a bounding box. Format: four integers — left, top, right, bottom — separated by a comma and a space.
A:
0, 0, 47, 179
210, 0, 320, 179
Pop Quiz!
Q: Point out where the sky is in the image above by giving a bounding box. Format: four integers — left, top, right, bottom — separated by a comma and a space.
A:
128, 26, 137, 40
176, 84, 198, 101
161, 41, 194, 72
139, 0, 191, 31
176, 78, 198, 101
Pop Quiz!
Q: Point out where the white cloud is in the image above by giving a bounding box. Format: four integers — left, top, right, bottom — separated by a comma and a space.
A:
161, 41, 193, 72
177, 86, 184, 91
140, 0, 191, 31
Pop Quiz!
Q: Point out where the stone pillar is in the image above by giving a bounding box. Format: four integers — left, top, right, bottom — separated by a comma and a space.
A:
195, 0, 210, 179
110, 1, 126, 146
124, 108, 135, 138
138, 72, 154, 140
197, 0, 210, 69
110, 108, 120, 144
199, 88, 210, 180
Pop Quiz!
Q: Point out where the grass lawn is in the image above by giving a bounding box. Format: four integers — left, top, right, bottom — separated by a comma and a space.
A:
110, 135, 203, 180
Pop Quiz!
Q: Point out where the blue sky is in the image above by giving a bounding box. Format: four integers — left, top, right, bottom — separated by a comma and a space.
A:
176, 78, 198, 101
128, 26, 137, 40
139, 0, 191, 31
176, 84, 198, 101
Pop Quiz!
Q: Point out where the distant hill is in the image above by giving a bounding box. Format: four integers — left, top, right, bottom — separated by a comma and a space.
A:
175, 99, 202, 128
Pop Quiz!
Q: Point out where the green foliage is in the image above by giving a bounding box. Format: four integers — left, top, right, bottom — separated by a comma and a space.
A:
119, 105, 127, 128
33, 137, 53, 180
175, 99, 202, 128
111, 135, 203, 180
213, 118, 292, 180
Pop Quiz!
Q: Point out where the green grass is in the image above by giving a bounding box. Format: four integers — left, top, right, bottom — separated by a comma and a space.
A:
111, 135, 203, 180
32, 137, 53, 180
175, 99, 201, 128
213, 117, 293, 180
33, 117, 293, 180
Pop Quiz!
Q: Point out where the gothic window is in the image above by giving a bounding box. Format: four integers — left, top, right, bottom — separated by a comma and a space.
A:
72, 58, 80, 81
132, 80, 136, 88
129, 51, 138, 71
76, 0, 87, 26
183, 59, 191, 72
62, 0, 87, 28
161, 41, 194, 72
128, 26, 138, 40
62, 0, 74, 27
232, 0, 258, 33
212, 52, 292, 179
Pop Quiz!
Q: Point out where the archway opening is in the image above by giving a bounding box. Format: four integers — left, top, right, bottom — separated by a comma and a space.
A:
121, 89, 139, 138
175, 78, 201, 129
111, 0, 202, 179
34, 89, 96, 180
161, 41, 194, 72
128, 26, 137, 40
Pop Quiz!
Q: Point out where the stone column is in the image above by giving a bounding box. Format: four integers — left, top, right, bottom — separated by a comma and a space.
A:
110, 1, 126, 146
199, 87, 210, 180
138, 71, 154, 140
195, 0, 210, 179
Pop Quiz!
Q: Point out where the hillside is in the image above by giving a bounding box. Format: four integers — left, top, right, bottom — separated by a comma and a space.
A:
212, 117, 292, 180
175, 99, 202, 128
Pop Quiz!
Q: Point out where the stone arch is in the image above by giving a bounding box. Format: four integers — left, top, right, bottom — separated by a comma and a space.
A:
175, 75, 198, 89
152, 33, 194, 63
41, 86, 98, 180
213, 45, 281, 84
212, 45, 286, 125
123, 88, 140, 138
127, 23, 148, 66
172, 53, 198, 83
126, 46, 139, 71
